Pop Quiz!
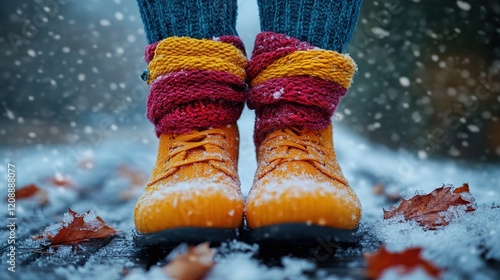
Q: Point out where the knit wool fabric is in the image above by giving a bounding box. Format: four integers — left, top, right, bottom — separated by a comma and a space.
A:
136, 0, 238, 44
257, 0, 362, 52
145, 36, 248, 136
247, 32, 356, 144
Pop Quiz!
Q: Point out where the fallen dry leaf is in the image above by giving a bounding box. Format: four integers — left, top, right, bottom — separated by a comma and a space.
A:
14, 184, 48, 205
365, 246, 442, 279
34, 209, 117, 246
383, 184, 475, 229
163, 242, 215, 280
452, 184, 470, 194
15, 184, 40, 198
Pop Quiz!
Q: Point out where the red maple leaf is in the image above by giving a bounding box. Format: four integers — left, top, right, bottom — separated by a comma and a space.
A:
365, 246, 442, 279
383, 184, 475, 229
34, 209, 117, 246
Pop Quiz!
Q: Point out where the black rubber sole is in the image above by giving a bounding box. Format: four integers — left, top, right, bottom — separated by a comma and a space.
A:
247, 223, 359, 245
133, 227, 241, 247
133, 224, 359, 248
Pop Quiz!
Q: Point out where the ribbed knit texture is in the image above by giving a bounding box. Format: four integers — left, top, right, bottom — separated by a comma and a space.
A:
136, 0, 238, 44
145, 36, 247, 136
257, 0, 362, 52
248, 32, 356, 144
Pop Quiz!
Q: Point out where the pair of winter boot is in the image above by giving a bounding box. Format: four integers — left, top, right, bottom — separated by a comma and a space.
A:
133, 32, 361, 246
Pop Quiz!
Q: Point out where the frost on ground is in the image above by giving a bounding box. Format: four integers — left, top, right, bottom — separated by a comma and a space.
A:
362, 204, 500, 280
0, 109, 499, 280
125, 241, 318, 280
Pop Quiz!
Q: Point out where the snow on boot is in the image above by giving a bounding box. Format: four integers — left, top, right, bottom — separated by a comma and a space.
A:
245, 32, 361, 244
133, 36, 247, 246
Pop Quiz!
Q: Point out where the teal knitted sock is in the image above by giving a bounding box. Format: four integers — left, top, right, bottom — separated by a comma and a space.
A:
136, 0, 238, 44
257, 0, 362, 52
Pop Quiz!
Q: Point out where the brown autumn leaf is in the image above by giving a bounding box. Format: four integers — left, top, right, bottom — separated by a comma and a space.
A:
365, 246, 442, 279
163, 242, 215, 280
15, 184, 40, 198
14, 184, 48, 205
34, 209, 117, 246
383, 184, 475, 229
118, 165, 147, 200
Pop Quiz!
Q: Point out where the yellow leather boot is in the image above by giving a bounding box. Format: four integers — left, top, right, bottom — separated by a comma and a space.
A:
245, 32, 361, 243
134, 36, 247, 246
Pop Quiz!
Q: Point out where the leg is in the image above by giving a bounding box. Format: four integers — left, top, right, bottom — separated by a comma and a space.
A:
133, 0, 246, 246
137, 0, 238, 43
246, 0, 363, 243
258, 0, 362, 52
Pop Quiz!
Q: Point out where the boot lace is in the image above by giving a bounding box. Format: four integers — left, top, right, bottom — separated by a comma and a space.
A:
167, 127, 228, 170
265, 127, 329, 165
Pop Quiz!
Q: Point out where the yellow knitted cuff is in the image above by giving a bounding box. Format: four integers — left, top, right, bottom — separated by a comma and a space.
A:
147, 37, 247, 84
251, 50, 357, 89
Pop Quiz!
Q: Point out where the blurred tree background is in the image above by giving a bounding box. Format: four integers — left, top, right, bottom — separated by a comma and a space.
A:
0, 0, 148, 146
0, 0, 499, 162
345, 0, 500, 162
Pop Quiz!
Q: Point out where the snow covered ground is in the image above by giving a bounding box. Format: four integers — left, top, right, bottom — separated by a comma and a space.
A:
1, 107, 499, 279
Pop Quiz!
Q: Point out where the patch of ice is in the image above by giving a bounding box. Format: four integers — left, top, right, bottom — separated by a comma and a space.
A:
62, 211, 75, 226
40, 223, 63, 239
55, 246, 73, 258
82, 211, 101, 229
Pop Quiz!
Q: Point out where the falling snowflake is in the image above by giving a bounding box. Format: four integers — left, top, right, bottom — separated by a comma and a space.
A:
456, 1, 471, 11
399, 77, 411, 87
